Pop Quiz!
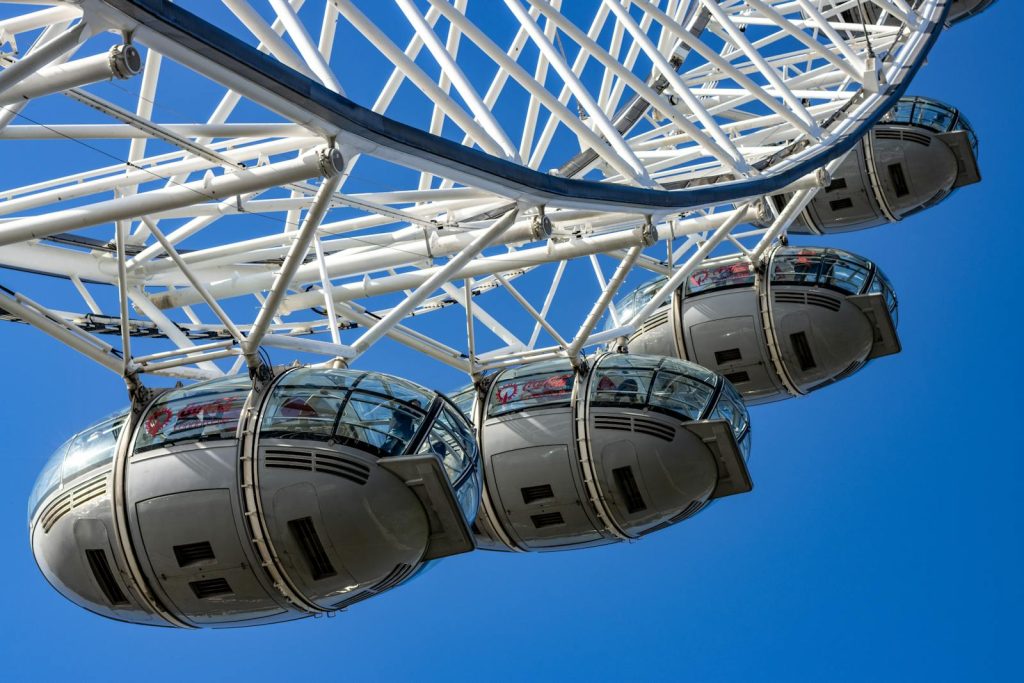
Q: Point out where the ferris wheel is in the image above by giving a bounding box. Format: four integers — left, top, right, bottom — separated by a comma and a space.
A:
0, 0, 966, 390
8, 0, 1003, 630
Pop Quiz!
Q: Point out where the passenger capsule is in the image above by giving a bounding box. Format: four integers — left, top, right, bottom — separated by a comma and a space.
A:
842, 1, 998, 26
786, 97, 980, 234
453, 354, 752, 552
29, 368, 480, 628
613, 246, 900, 404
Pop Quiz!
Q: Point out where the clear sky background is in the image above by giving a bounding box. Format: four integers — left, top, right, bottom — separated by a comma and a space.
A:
1, 3, 1020, 681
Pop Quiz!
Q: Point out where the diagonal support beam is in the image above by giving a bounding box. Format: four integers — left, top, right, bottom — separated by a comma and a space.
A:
0, 146, 341, 247
244, 161, 344, 366
349, 209, 519, 357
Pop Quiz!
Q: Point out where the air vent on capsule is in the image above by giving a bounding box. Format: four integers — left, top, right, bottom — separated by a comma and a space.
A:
594, 415, 675, 442
40, 473, 109, 533
714, 348, 742, 364
613, 467, 647, 514
288, 517, 337, 581
888, 163, 910, 197
724, 371, 750, 385
173, 541, 215, 567
265, 449, 370, 486
790, 331, 817, 371
85, 549, 128, 606
829, 198, 854, 211
189, 578, 233, 599
521, 484, 555, 504
531, 512, 565, 528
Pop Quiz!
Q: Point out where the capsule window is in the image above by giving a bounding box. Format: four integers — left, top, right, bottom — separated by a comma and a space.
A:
488, 366, 575, 417
135, 375, 251, 453
592, 369, 653, 406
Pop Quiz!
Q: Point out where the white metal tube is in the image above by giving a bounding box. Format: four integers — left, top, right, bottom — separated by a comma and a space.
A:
268, 0, 344, 94
0, 21, 87, 98
0, 47, 139, 106
0, 147, 338, 247
397, 0, 518, 161
503, 0, 653, 185
259, 334, 355, 358
289, 221, 653, 313
334, 301, 471, 372
567, 245, 642, 358
351, 210, 519, 354
245, 169, 343, 358
138, 216, 246, 344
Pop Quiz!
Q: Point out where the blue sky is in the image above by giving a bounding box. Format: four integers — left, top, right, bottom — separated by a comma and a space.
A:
1, 4, 1021, 681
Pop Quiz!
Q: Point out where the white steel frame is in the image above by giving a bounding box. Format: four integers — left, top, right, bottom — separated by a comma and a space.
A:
0, 0, 950, 389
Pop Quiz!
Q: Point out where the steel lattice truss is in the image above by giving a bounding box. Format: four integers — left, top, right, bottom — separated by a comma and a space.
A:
0, 0, 950, 387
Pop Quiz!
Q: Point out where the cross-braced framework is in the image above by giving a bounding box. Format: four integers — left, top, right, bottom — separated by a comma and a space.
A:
0, 0, 950, 392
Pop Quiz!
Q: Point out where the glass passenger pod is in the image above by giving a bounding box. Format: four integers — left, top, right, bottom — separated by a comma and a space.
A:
611, 246, 900, 404
791, 95, 980, 234
475, 354, 751, 551
255, 367, 480, 608
765, 246, 901, 396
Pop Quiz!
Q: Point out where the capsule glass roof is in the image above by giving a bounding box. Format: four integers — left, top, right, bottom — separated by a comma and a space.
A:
29, 409, 128, 519
882, 96, 978, 158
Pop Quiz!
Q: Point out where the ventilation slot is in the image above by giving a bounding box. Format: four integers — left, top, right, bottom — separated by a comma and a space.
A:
173, 541, 215, 568
189, 578, 233, 599
85, 549, 128, 606
594, 415, 674, 442
806, 292, 842, 312
888, 163, 910, 197
288, 517, 337, 581
531, 512, 565, 528
265, 449, 370, 486
593, 415, 633, 433
632, 418, 675, 442
613, 467, 647, 514
638, 308, 670, 334
774, 290, 806, 305
790, 332, 817, 371
374, 563, 416, 592
521, 484, 555, 504
875, 129, 931, 147
724, 371, 750, 385
39, 474, 109, 533
825, 177, 848, 192
829, 197, 854, 211
40, 493, 72, 533
714, 348, 742, 364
